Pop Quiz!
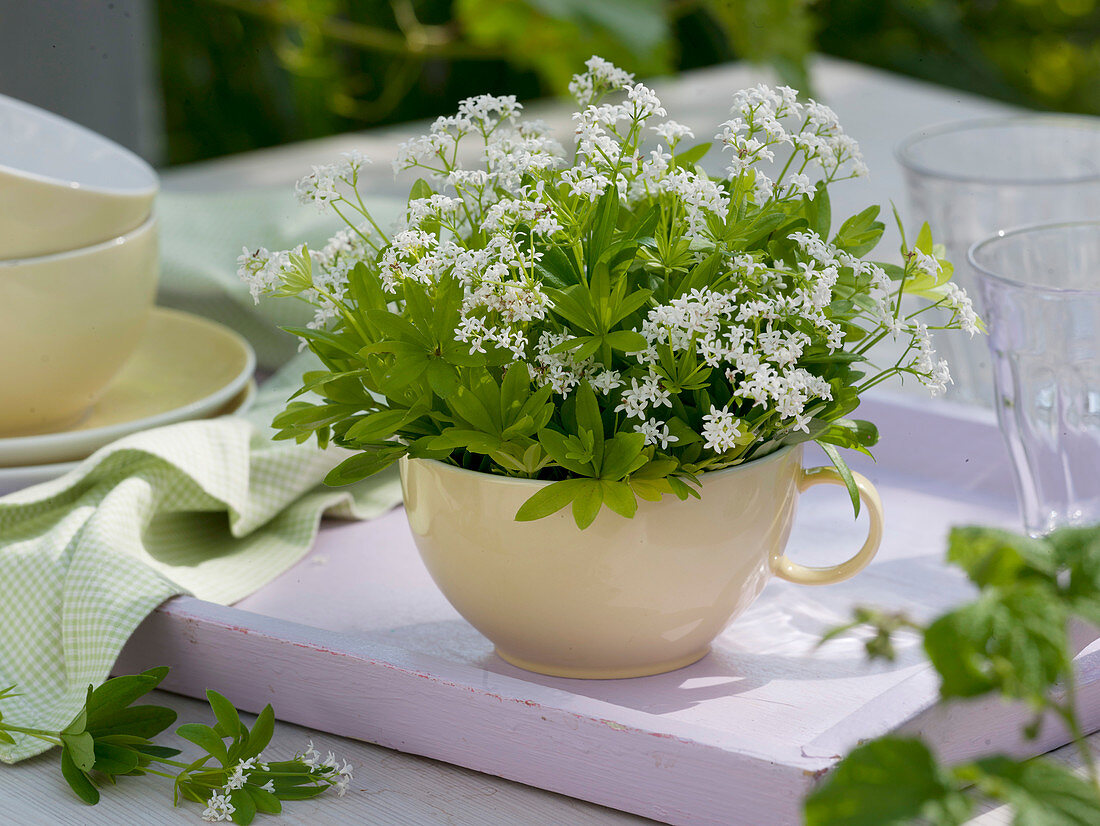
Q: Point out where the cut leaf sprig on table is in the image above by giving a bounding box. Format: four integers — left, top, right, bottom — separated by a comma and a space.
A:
0, 668, 352, 824
805, 524, 1100, 825
238, 56, 981, 529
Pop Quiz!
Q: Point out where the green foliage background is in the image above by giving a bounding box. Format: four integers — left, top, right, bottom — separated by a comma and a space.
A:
159, 0, 1100, 166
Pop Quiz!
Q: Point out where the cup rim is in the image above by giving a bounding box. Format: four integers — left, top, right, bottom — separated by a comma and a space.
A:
403, 442, 799, 489
0, 213, 157, 268
0, 93, 158, 197
967, 219, 1100, 296
895, 115, 1100, 187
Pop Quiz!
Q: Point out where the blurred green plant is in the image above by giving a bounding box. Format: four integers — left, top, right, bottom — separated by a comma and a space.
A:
159, 0, 1100, 166
159, 0, 814, 164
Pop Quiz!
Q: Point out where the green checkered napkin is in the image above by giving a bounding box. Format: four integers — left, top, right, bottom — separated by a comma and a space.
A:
0, 189, 406, 763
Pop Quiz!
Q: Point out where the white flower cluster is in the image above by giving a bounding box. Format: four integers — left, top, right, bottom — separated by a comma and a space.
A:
295, 150, 371, 211
717, 84, 868, 201
201, 757, 274, 822
529, 331, 623, 396
568, 56, 635, 106
701, 406, 744, 453
301, 739, 355, 797
241, 55, 976, 468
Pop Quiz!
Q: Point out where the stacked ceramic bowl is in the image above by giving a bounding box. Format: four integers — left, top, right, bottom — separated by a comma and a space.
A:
0, 94, 256, 493
0, 93, 159, 435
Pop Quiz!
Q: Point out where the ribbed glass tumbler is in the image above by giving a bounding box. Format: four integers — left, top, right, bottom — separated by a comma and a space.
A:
897, 116, 1100, 406
970, 222, 1100, 536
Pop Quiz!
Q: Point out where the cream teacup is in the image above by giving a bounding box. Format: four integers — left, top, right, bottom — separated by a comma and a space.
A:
0, 216, 159, 435
400, 444, 884, 679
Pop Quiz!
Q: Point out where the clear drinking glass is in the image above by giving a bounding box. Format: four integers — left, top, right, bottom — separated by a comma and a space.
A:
970, 221, 1100, 536
897, 116, 1100, 406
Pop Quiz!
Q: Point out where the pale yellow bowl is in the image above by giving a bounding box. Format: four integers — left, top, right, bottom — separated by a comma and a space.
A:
0, 216, 159, 435
0, 93, 157, 259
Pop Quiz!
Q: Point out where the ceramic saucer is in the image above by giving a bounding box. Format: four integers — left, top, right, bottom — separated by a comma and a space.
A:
0, 381, 256, 497
0, 307, 256, 469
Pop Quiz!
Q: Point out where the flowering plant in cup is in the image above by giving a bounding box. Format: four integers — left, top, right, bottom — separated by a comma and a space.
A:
239, 57, 979, 529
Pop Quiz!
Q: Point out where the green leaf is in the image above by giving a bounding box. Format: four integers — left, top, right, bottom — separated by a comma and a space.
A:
241, 705, 275, 761
86, 667, 168, 720
806, 180, 831, 237
603, 329, 648, 353
176, 723, 229, 767
599, 480, 637, 518
536, 244, 582, 288
426, 359, 459, 397
816, 418, 878, 456
1044, 527, 1100, 623
600, 433, 647, 480
447, 390, 497, 436
958, 756, 1100, 825
819, 442, 860, 518
272, 784, 328, 800
408, 177, 433, 203
86, 705, 177, 739
61, 731, 96, 772
514, 479, 587, 522
344, 408, 411, 443
547, 286, 598, 333
586, 185, 620, 270
324, 448, 404, 486
60, 747, 100, 805
671, 142, 711, 168
924, 583, 1069, 702
804, 738, 970, 826
946, 526, 1056, 589
571, 479, 605, 529
92, 741, 141, 776
230, 786, 257, 825
833, 205, 884, 257
538, 429, 596, 476
608, 288, 652, 326
915, 221, 934, 255
365, 309, 432, 348
574, 382, 604, 469
247, 785, 282, 815
207, 690, 243, 741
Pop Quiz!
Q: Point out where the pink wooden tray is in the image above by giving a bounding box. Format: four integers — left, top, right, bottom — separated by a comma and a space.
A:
116, 393, 1100, 825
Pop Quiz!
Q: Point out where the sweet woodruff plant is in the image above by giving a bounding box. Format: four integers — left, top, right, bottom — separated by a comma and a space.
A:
239, 57, 979, 528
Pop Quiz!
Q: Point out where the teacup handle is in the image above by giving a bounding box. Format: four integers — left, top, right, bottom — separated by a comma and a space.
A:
773, 466, 884, 586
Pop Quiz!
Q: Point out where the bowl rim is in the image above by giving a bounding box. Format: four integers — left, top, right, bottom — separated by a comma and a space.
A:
0, 213, 157, 267
402, 442, 800, 489
895, 114, 1100, 187
0, 93, 158, 197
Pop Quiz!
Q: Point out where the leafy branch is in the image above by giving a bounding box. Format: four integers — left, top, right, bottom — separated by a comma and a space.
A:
0, 667, 352, 823
805, 525, 1100, 824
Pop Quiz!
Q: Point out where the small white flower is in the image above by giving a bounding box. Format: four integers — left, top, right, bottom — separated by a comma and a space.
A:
300, 740, 321, 769
652, 120, 694, 146
634, 418, 678, 449
201, 791, 235, 822
701, 406, 744, 454
333, 759, 354, 797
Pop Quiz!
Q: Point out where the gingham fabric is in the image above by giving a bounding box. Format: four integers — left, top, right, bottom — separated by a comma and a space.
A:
0, 189, 406, 761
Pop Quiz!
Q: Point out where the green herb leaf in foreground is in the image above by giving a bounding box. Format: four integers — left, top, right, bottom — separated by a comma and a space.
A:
807, 523, 1100, 824
0, 670, 355, 822
804, 738, 971, 826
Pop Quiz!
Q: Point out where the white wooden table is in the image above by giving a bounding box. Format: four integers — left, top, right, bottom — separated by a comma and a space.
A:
2, 55, 1095, 825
